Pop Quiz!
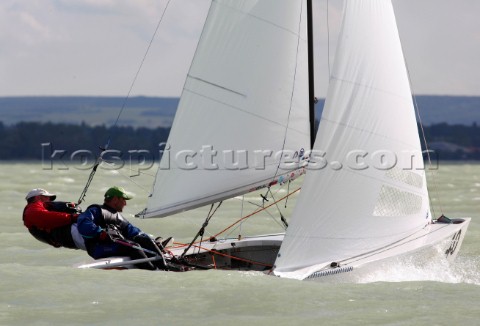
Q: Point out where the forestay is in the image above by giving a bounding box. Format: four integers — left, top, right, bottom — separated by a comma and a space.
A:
141, 0, 310, 218
274, 0, 432, 279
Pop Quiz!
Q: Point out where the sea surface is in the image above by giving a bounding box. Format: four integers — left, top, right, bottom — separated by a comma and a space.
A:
1, 162, 479, 325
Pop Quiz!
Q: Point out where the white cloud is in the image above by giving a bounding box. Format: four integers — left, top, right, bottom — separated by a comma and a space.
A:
0, 0, 210, 96
0, 0, 479, 97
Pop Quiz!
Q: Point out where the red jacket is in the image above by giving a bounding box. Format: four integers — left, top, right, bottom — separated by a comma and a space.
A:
23, 201, 75, 231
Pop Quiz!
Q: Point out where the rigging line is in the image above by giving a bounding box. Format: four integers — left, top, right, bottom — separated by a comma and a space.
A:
225, 181, 294, 238
326, 0, 331, 78
172, 188, 301, 247
225, 202, 285, 239
261, 186, 288, 229
307, 0, 316, 149
180, 201, 223, 259
239, 195, 245, 238
77, 1, 172, 205
285, 179, 291, 208
411, 91, 442, 217
187, 244, 273, 268
270, 1, 305, 184
110, 0, 172, 133
395, 4, 442, 217
101, 160, 153, 193
212, 188, 301, 240
268, 190, 289, 229
77, 157, 101, 204
195, 203, 220, 254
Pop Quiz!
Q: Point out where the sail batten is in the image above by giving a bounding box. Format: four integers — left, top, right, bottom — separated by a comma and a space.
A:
143, 0, 310, 219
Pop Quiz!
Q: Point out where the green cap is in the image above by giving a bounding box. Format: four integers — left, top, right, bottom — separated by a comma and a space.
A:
104, 186, 133, 200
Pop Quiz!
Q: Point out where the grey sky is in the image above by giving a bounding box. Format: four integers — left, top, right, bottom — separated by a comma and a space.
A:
1, 0, 478, 98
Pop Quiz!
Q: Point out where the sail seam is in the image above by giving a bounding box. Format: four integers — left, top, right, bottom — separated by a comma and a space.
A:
183, 88, 309, 136
330, 75, 413, 104
334, 167, 427, 197
187, 75, 246, 98
213, 1, 304, 38
319, 116, 421, 150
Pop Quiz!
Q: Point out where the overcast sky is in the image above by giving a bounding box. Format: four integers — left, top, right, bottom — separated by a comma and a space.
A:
1, 0, 479, 98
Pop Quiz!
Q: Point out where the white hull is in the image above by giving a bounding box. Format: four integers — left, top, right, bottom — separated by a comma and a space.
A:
77, 218, 470, 280
275, 218, 471, 280
76, 256, 137, 270
76, 233, 284, 271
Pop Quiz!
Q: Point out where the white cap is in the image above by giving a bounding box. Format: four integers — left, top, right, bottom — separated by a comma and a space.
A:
25, 188, 57, 201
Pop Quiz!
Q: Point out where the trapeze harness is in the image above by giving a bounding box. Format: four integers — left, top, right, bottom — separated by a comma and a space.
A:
81, 204, 132, 253
22, 201, 81, 249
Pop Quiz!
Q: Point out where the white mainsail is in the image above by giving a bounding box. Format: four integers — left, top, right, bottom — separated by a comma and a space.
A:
142, 1, 310, 218
274, 0, 432, 279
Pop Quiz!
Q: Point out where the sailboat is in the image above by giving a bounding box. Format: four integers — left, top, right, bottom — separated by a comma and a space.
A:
79, 0, 470, 280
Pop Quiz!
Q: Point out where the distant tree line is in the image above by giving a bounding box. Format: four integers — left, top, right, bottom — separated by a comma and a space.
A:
0, 121, 479, 160
0, 121, 170, 161
421, 122, 480, 160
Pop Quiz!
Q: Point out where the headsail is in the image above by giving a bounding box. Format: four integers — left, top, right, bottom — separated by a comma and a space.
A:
142, 0, 310, 218
274, 0, 432, 279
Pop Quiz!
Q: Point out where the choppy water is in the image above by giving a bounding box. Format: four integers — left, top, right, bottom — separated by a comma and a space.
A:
1, 162, 479, 325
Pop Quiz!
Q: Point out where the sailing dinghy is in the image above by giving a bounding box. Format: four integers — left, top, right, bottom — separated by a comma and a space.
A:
78, 0, 470, 280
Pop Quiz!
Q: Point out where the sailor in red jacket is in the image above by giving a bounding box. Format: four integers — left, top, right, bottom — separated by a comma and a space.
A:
23, 188, 85, 250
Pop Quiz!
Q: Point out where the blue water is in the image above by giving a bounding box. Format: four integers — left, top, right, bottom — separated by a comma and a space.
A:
1, 162, 479, 325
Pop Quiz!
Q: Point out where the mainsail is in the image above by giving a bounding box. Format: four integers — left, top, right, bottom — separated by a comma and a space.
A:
274, 0, 432, 279
142, 1, 310, 218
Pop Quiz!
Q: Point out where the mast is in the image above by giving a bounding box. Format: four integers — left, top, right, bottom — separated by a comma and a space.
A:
307, 0, 316, 149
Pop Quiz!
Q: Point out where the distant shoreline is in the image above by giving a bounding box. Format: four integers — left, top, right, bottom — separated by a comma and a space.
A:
1, 95, 479, 127
0, 120, 478, 161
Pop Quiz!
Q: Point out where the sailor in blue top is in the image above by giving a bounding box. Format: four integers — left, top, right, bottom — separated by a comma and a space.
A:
77, 186, 166, 270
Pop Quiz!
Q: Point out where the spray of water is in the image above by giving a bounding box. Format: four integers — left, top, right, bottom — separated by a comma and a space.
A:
356, 244, 480, 284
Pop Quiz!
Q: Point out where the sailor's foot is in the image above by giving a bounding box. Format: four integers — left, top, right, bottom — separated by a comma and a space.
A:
155, 236, 174, 249
166, 263, 192, 272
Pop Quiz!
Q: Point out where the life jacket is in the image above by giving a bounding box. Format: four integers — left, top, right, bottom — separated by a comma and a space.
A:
81, 204, 131, 250
44, 201, 81, 215
86, 204, 131, 232
23, 201, 81, 249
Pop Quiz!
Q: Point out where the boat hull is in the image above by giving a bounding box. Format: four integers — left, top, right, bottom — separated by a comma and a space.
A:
76, 233, 284, 271
76, 218, 470, 279
275, 218, 471, 281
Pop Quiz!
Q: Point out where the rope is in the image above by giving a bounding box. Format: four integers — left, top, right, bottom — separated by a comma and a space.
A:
268, 2, 304, 187
77, 156, 102, 205
326, 0, 331, 78
187, 243, 273, 269
396, 3, 443, 218
180, 201, 223, 259
412, 92, 443, 217
76, 1, 172, 204
224, 187, 299, 238
178, 187, 301, 248
285, 179, 291, 208
111, 0, 172, 132
170, 188, 301, 269
101, 160, 155, 194
268, 189, 288, 229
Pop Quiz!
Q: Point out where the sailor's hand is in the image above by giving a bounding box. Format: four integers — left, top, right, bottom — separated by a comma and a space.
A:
70, 214, 79, 223
98, 230, 109, 242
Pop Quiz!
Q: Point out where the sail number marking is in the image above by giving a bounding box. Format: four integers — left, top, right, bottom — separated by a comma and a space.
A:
445, 230, 462, 257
